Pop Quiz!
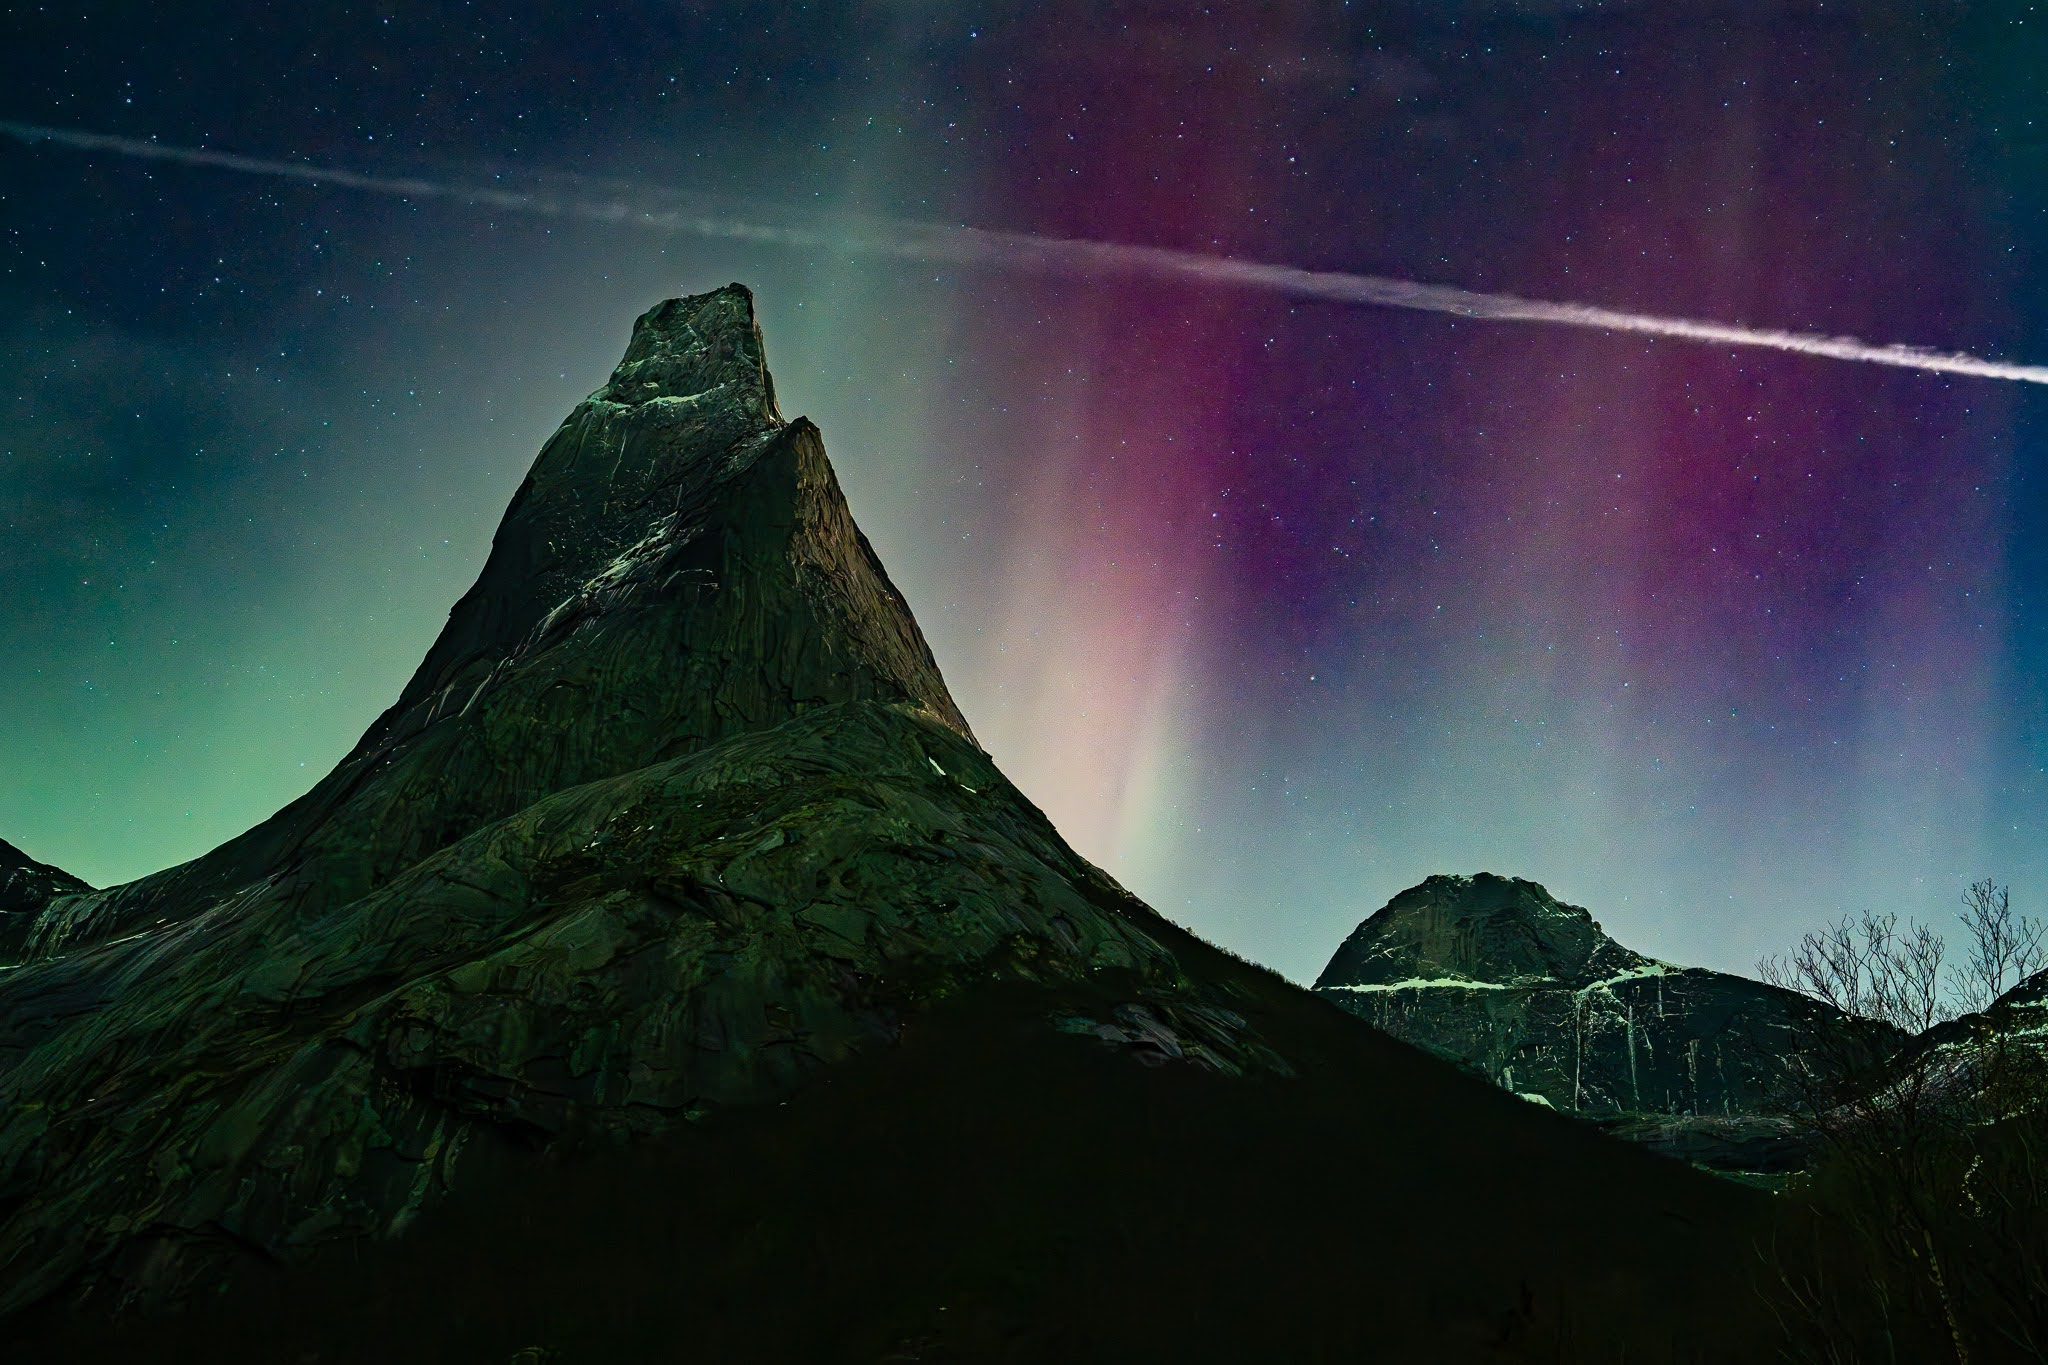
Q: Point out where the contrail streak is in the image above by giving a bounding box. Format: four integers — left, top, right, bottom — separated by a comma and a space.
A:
7, 118, 2045, 387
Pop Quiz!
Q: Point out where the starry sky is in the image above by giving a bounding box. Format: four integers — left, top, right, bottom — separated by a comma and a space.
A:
4, 1, 2047, 985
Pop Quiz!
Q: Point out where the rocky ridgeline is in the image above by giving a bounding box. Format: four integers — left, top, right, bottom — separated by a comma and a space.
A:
1312, 873, 1872, 1171
0, 286, 1284, 1317
0, 841, 90, 963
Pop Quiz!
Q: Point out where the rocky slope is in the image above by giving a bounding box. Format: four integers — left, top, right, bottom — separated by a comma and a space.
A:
1313, 873, 1881, 1170
0, 840, 89, 963
0, 288, 1803, 1361
1889, 960, 2048, 1108
1972, 966, 2048, 1043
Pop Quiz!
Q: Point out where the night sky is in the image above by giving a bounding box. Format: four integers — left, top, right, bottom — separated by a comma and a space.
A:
4, 2, 2047, 985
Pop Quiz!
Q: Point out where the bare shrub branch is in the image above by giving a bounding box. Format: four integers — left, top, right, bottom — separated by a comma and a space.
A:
1951, 880, 2045, 1016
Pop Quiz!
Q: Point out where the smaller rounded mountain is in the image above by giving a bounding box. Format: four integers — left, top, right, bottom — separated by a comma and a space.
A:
1313, 872, 1863, 1173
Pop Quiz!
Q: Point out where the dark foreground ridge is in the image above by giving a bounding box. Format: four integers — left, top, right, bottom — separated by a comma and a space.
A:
1, 288, 1848, 1362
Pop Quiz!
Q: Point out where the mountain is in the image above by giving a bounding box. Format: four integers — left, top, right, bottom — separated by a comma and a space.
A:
0, 288, 1828, 1362
1313, 873, 1884, 1173
0, 284, 1207, 1309
1891, 959, 2048, 1105
13, 285, 968, 967
0, 840, 89, 962
1971, 965, 2048, 1040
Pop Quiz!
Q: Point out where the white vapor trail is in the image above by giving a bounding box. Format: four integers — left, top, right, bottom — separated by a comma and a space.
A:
7, 118, 2046, 387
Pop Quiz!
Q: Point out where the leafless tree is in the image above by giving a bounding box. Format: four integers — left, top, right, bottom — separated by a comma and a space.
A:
1950, 880, 2045, 1017
1757, 886, 2048, 1365
1759, 907, 1952, 1035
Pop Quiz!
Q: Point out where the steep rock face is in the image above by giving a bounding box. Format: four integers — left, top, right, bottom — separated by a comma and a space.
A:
0, 287, 1271, 1316
1314, 873, 1864, 1165
0, 842, 89, 963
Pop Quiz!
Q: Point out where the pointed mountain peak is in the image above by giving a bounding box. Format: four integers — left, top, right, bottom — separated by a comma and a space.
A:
372, 280, 971, 756
594, 283, 783, 419
1314, 872, 1645, 991
18, 285, 970, 959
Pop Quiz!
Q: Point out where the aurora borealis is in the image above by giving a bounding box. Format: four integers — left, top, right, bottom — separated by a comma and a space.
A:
4, 3, 2047, 984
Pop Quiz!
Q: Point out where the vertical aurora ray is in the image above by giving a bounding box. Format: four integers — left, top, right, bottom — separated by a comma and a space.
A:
928, 22, 1301, 884
1405, 54, 2025, 969
941, 287, 1226, 879
910, 13, 2042, 981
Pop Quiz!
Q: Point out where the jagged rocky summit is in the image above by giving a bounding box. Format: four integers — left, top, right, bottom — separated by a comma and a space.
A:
1313, 873, 1868, 1171
0, 286, 1276, 1317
